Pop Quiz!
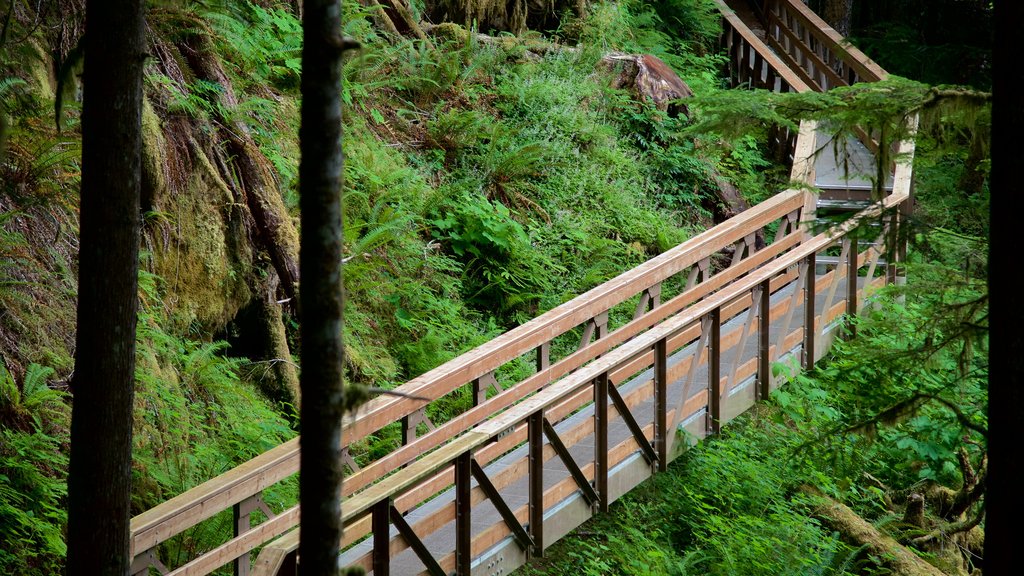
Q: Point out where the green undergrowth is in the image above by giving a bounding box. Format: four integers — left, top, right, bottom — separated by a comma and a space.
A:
339, 0, 784, 462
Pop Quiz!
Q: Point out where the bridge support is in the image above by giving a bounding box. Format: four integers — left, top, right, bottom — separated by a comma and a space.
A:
757, 279, 772, 400
708, 309, 722, 436
802, 253, 816, 369
594, 373, 609, 513
846, 237, 858, 338
528, 411, 545, 558
654, 338, 668, 472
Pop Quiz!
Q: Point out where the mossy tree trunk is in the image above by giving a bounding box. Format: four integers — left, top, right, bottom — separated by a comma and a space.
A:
66, 0, 145, 573
298, 0, 347, 573
803, 487, 949, 576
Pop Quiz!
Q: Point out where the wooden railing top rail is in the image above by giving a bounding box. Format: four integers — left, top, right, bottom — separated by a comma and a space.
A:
715, 0, 812, 93
769, 0, 888, 83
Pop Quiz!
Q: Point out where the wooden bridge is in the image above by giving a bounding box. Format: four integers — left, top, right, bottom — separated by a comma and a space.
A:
128, 1, 917, 574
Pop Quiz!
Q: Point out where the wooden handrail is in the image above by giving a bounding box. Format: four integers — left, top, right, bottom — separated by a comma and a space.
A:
773, 0, 887, 83
760, 0, 887, 91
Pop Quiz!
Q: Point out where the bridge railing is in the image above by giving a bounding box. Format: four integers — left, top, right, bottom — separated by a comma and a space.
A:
256, 183, 913, 575
757, 0, 887, 90
130, 188, 815, 575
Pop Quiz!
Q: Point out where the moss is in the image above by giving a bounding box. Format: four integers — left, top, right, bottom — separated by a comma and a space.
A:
26, 40, 55, 102
150, 146, 254, 331
432, 22, 469, 44
140, 97, 167, 213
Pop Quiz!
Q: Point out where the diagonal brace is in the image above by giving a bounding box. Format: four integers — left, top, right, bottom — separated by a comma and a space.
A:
470, 459, 535, 552
542, 419, 600, 506
606, 383, 658, 466
388, 501, 447, 576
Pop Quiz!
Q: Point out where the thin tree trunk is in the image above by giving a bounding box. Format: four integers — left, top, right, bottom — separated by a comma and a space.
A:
298, 1, 346, 574
65, 0, 145, 574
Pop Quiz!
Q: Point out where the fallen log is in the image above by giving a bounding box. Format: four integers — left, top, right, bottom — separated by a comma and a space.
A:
801, 486, 949, 576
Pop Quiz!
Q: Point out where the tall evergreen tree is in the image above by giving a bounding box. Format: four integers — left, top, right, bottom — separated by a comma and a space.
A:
65, 0, 146, 574
298, 0, 346, 573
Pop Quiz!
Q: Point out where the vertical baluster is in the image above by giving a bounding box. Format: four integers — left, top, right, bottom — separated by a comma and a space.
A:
758, 279, 772, 401
528, 410, 544, 558
654, 338, 668, 471
455, 451, 472, 575
594, 373, 609, 513
708, 309, 722, 435
536, 342, 550, 372
803, 253, 817, 369
372, 498, 391, 576
847, 237, 859, 338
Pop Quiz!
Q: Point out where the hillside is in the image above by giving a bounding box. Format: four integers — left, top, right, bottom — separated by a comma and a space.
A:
0, 0, 783, 571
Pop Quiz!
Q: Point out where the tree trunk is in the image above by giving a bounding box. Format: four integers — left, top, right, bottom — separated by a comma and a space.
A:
65, 0, 145, 574
180, 35, 302, 306
298, 1, 347, 574
986, 0, 1024, 569
822, 0, 854, 36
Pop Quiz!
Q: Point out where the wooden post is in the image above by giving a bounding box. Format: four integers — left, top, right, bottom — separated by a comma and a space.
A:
472, 371, 498, 407
709, 309, 722, 435
536, 342, 550, 372
233, 494, 266, 576
528, 411, 544, 558
654, 338, 668, 471
846, 237, 858, 338
758, 279, 772, 400
372, 498, 390, 576
455, 451, 472, 575
803, 253, 816, 369
594, 373, 609, 513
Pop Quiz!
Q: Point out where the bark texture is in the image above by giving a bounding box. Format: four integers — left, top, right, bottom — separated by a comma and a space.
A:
65, 0, 145, 574
822, 0, 854, 36
298, 0, 347, 574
